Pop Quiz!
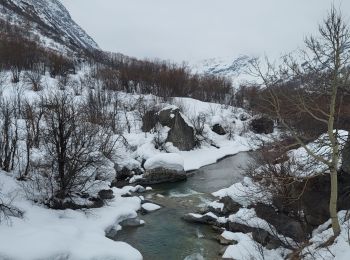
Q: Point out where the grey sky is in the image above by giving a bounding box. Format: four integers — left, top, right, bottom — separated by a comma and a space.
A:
61, 0, 350, 63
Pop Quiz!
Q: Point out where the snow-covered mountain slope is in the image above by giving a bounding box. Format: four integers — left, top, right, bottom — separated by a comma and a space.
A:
192, 55, 257, 88
0, 0, 99, 53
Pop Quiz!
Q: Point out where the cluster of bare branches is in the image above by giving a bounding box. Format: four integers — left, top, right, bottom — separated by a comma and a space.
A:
0, 192, 23, 224
249, 7, 350, 236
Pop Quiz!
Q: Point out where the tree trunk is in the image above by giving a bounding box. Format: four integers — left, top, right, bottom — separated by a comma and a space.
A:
330, 167, 341, 236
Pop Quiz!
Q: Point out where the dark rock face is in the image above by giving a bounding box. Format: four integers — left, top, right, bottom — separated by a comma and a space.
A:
158, 108, 175, 128
115, 167, 134, 181
137, 167, 187, 185
212, 124, 226, 135
182, 214, 218, 225
205, 197, 240, 218
268, 172, 350, 232
219, 196, 241, 215
252, 229, 282, 250
250, 117, 274, 134
255, 203, 306, 242
226, 221, 281, 249
141, 110, 158, 132
98, 189, 114, 200
159, 107, 195, 151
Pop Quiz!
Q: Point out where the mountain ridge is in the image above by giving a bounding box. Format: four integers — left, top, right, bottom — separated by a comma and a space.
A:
0, 0, 99, 53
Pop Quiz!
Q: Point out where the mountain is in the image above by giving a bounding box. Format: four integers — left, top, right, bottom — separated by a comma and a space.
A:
191, 55, 256, 87
0, 0, 98, 53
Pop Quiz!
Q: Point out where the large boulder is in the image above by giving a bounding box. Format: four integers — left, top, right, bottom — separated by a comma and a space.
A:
212, 124, 226, 135
159, 106, 195, 151
255, 203, 306, 242
138, 153, 187, 185
98, 189, 114, 200
219, 196, 241, 215
294, 173, 350, 228
138, 168, 187, 185
183, 213, 218, 225
250, 116, 274, 134
226, 222, 282, 249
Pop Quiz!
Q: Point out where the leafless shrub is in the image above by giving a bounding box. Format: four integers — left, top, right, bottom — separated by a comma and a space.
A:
23, 64, 44, 91
10, 66, 21, 83
189, 112, 207, 138
24, 92, 115, 209
0, 189, 23, 224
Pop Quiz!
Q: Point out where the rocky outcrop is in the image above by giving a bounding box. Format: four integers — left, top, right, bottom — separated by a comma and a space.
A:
208, 196, 241, 216
212, 124, 226, 135
159, 107, 195, 151
255, 203, 306, 242
183, 213, 218, 225
140, 106, 196, 151
282, 173, 350, 228
219, 196, 241, 215
226, 222, 282, 249
250, 117, 274, 134
137, 167, 187, 185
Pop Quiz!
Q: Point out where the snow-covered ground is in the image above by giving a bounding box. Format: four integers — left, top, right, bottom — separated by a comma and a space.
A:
0, 172, 142, 260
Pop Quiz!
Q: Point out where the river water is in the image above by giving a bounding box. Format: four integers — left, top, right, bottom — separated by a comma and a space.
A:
112, 152, 253, 260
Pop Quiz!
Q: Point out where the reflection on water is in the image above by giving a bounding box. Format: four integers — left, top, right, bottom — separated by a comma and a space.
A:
111, 152, 252, 260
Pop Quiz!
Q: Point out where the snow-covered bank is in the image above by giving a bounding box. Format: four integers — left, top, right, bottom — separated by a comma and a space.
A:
179, 135, 251, 171
0, 172, 143, 260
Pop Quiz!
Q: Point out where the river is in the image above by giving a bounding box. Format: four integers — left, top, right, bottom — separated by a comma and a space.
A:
111, 152, 253, 260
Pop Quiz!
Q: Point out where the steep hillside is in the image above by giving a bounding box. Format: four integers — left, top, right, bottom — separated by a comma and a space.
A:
0, 0, 98, 53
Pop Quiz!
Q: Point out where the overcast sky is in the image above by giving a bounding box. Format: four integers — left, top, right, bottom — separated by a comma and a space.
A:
61, 0, 350, 63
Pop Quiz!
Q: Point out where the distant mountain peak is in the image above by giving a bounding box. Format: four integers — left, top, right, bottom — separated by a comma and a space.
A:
191, 55, 257, 88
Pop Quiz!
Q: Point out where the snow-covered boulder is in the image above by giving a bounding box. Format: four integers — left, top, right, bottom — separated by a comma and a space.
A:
137, 153, 187, 185
141, 203, 162, 213
144, 153, 184, 171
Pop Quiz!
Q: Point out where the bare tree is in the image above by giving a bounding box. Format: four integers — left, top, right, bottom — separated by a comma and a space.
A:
250, 8, 350, 236
0, 99, 19, 172
28, 92, 115, 208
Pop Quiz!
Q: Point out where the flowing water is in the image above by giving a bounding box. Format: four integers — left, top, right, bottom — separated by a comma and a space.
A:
111, 152, 253, 260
